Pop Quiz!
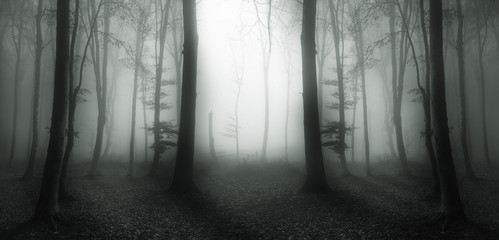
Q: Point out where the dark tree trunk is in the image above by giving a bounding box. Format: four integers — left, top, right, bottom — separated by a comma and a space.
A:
430, 0, 465, 221
356, 25, 370, 176
328, 0, 350, 176
34, 0, 69, 221
455, 0, 476, 179
208, 111, 217, 161
149, 0, 172, 177
300, 0, 329, 193
420, 0, 441, 196
7, 1, 26, 167
169, 0, 198, 192
23, 0, 44, 179
351, 76, 358, 163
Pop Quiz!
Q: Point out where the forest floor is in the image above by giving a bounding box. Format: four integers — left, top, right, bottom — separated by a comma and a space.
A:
1, 158, 499, 240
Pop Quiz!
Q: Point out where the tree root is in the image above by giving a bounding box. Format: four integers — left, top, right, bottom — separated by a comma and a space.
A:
429, 213, 466, 233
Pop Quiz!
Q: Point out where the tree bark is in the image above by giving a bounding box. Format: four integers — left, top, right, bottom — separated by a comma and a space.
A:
430, 0, 465, 221
300, 0, 329, 193
169, 0, 198, 192
34, 0, 69, 221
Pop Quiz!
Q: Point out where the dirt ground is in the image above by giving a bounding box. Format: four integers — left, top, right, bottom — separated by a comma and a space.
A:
1, 158, 499, 240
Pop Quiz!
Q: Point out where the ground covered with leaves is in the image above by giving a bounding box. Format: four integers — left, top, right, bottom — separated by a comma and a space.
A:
1, 158, 499, 239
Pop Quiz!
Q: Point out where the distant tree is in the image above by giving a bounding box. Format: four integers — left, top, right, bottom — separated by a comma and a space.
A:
167, 0, 183, 122
300, 0, 329, 192
149, 0, 172, 177
316, 1, 333, 123
7, 0, 27, 167
389, 0, 410, 176
169, 0, 198, 192
208, 111, 218, 161
429, 0, 465, 223
34, 0, 69, 224
23, 0, 45, 179
455, 0, 477, 180
328, 0, 351, 176
89, 0, 111, 176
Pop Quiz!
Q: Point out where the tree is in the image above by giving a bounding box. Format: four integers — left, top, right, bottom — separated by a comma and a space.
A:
88, 0, 110, 176
430, 0, 465, 222
7, 0, 27, 167
455, 0, 477, 179
23, 0, 45, 179
208, 111, 217, 161
129, 2, 147, 177
328, 0, 350, 176
169, 0, 198, 192
34, 0, 69, 223
300, 0, 329, 192
389, 0, 410, 176
149, 0, 172, 177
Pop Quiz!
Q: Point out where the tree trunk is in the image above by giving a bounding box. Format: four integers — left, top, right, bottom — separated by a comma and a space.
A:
23, 0, 44, 179
7, 1, 26, 167
328, 0, 350, 176
141, 74, 149, 163
455, 0, 477, 179
149, 0, 172, 176
390, 1, 410, 176
300, 0, 329, 193
34, 0, 69, 221
357, 25, 370, 176
208, 111, 217, 161
129, 12, 145, 177
420, 0, 441, 196
430, 0, 465, 221
169, 0, 198, 192
351, 76, 358, 163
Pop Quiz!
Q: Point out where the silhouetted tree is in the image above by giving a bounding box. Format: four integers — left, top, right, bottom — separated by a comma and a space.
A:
34, 0, 69, 224
209, 111, 217, 161
301, 0, 329, 192
430, 0, 465, 223
169, 0, 198, 192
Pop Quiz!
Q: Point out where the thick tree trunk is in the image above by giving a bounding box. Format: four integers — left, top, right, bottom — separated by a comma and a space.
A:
149, 0, 172, 177
208, 111, 217, 161
24, 0, 44, 179
430, 0, 465, 221
300, 0, 329, 193
34, 0, 69, 221
420, 0, 441, 196
455, 0, 476, 179
169, 0, 198, 192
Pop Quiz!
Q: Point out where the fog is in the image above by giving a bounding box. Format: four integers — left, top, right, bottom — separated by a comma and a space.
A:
1, 0, 499, 175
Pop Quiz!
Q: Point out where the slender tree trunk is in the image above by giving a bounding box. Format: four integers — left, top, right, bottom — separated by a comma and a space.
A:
7, 1, 26, 167
329, 0, 350, 176
475, 5, 491, 167
129, 12, 145, 177
141, 75, 149, 163
208, 111, 217, 161
169, 0, 198, 192
300, 0, 329, 193
390, 1, 410, 176
235, 86, 241, 162
260, 38, 270, 162
284, 48, 291, 162
455, 0, 477, 179
357, 26, 370, 176
429, 0, 465, 221
34, 0, 69, 221
24, 0, 44, 179
351, 76, 358, 163
149, 0, 172, 176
